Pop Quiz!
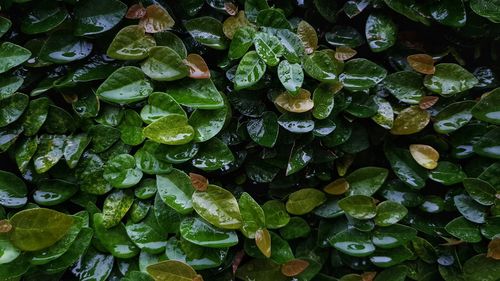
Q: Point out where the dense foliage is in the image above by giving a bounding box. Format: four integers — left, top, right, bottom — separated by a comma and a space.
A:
0, 0, 499, 280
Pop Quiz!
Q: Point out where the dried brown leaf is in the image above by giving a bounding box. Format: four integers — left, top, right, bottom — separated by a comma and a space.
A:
407, 54, 435, 75
139, 4, 175, 33
126, 3, 146, 19
281, 259, 310, 277
185, 54, 211, 79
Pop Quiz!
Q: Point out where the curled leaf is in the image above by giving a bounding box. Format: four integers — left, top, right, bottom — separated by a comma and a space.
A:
407, 54, 435, 74
274, 89, 314, 113
255, 228, 271, 258
281, 259, 310, 277
139, 4, 175, 33
324, 178, 350, 195
189, 172, 208, 191
126, 3, 146, 19
297, 20, 318, 54
409, 144, 439, 169
419, 95, 439, 109
335, 46, 357, 61
185, 54, 210, 79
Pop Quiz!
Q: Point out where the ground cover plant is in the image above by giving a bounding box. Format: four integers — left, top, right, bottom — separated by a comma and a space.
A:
0, 0, 499, 280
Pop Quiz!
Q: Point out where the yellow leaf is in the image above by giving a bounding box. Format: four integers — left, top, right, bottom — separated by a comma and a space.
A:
409, 144, 439, 169
223, 11, 250, 39
281, 259, 309, 277
323, 178, 349, 195
139, 4, 175, 33
255, 228, 271, 258
407, 54, 435, 75
185, 54, 211, 79
335, 46, 357, 61
147, 260, 198, 281
274, 89, 314, 113
297, 20, 318, 54
390, 106, 430, 135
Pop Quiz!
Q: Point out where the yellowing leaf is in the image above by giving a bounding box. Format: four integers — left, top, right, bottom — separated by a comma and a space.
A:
274, 89, 314, 113
126, 3, 146, 19
0, 219, 12, 233
223, 11, 250, 39
407, 54, 435, 75
189, 172, 208, 191
147, 260, 198, 281
224, 2, 238, 16
255, 228, 271, 258
139, 4, 175, 33
361, 272, 377, 281
390, 106, 430, 135
409, 144, 439, 169
297, 20, 318, 54
335, 46, 357, 61
185, 54, 210, 79
419, 95, 439, 109
324, 178, 350, 195
487, 238, 500, 260
281, 259, 309, 277
337, 154, 355, 176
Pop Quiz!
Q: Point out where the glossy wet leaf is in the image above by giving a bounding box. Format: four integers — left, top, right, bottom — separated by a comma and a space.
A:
185, 17, 228, 50
365, 13, 397, 52
74, 0, 127, 36
189, 106, 227, 143
0, 16, 11, 37
390, 106, 430, 135
186, 54, 210, 79
147, 260, 199, 281
340, 58, 387, 91
463, 254, 500, 281
384, 71, 425, 104
96, 66, 153, 104
472, 87, 500, 125
155, 142, 199, 164
255, 228, 272, 258
33, 179, 78, 206
228, 26, 256, 60
470, 0, 500, 23
286, 188, 326, 215
277, 60, 303, 95
263, 200, 290, 229
247, 111, 279, 148
0, 170, 27, 208
143, 114, 194, 145
20, 1, 67, 34
273, 29, 305, 63
372, 224, 417, 249
409, 144, 439, 170
166, 78, 224, 109
445, 216, 482, 243
10, 208, 73, 251
239, 192, 266, 239
454, 194, 488, 224
297, 20, 318, 54
140, 92, 185, 124
434, 101, 475, 133
346, 167, 389, 196
384, 145, 428, 189
0, 42, 32, 74
369, 246, 413, 268
256, 8, 291, 30
372, 96, 394, 129
375, 201, 408, 226
463, 178, 496, 206
429, 161, 466, 185
236, 259, 287, 281
164, 236, 226, 270
102, 190, 134, 228
473, 127, 500, 159
139, 4, 175, 33
234, 51, 267, 90
329, 228, 375, 257
103, 154, 143, 188
39, 32, 92, 63
0, 92, 28, 128
141, 46, 189, 81
275, 89, 314, 113
107, 25, 156, 60
279, 217, 310, 240
424, 63, 478, 96
303, 49, 343, 83
93, 213, 139, 258
222, 11, 250, 40
33, 134, 65, 174
191, 138, 234, 171
281, 259, 310, 277
338, 195, 376, 220
192, 184, 242, 229
156, 168, 194, 215
180, 216, 238, 248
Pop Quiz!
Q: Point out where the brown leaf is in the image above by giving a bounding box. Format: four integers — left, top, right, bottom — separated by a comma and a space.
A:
185, 54, 211, 79
189, 172, 208, 191
323, 178, 349, 195
297, 20, 318, 54
192, 274, 204, 281
255, 228, 271, 258
335, 46, 357, 61
281, 259, 310, 277
222, 11, 250, 39
126, 3, 146, 19
487, 238, 500, 260
0, 219, 12, 233
139, 4, 175, 33
62, 92, 78, 104
232, 249, 245, 274
419, 96, 439, 109
407, 54, 435, 75
224, 2, 238, 16
361, 272, 377, 281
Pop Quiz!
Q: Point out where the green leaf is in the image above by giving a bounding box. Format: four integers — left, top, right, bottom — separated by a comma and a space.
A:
107, 25, 156, 60
472, 87, 500, 124
279, 217, 310, 240
445, 216, 482, 243
140, 92, 186, 124
0, 42, 32, 74
365, 13, 397, 52
463, 178, 496, 206
0, 92, 28, 128
102, 190, 134, 228
103, 154, 143, 188
143, 114, 195, 145
338, 195, 376, 219
191, 138, 234, 171
154, 31, 187, 59
277, 112, 315, 133
0, 170, 27, 208
166, 78, 224, 109
239, 192, 266, 238
329, 228, 375, 257
33, 134, 65, 174
180, 216, 238, 248
383, 71, 425, 104
93, 213, 139, 258
125, 212, 167, 254
76, 153, 113, 195
156, 168, 194, 215
430, 0, 466, 27
0, 253, 30, 279
277, 60, 303, 95
10, 208, 74, 251
246, 111, 279, 148
463, 254, 500, 281
118, 109, 145, 146
346, 167, 389, 196
229, 26, 256, 60
14, 137, 37, 173
340, 58, 387, 91
372, 96, 394, 129
285, 188, 326, 215
434, 101, 475, 133
33, 179, 78, 206
0, 75, 23, 100
470, 0, 500, 23
189, 106, 227, 143
236, 259, 288, 281
185, 17, 228, 50
473, 127, 500, 159
234, 51, 267, 90
39, 32, 92, 63
424, 63, 478, 96
256, 8, 292, 29
74, 0, 127, 36
272, 29, 305, 63
0, 16, 12, 37
69, 246, 113, 280
375, 201, 408, 226
312, 83, 338, 120
303, 50, 343, 83
0, 235, 20, 264
134, 142, 173, 174
384, 145, 428, 189
96, 66, 153, 105
154, 142, 199, 164
254, 32, 284, 66
164, 236, 227, 270
372, 224, 417, 249
263, 200, 290, 229
429, 161, 466, 185
286, 146, 313, 175
20, 1, 68, 34
369, 246, 413, 268
192, 184, 242, 229
383, 0, 430, 25
325, 25, 365, 48
141, 46, 189, 81
454, 194, 488, 224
